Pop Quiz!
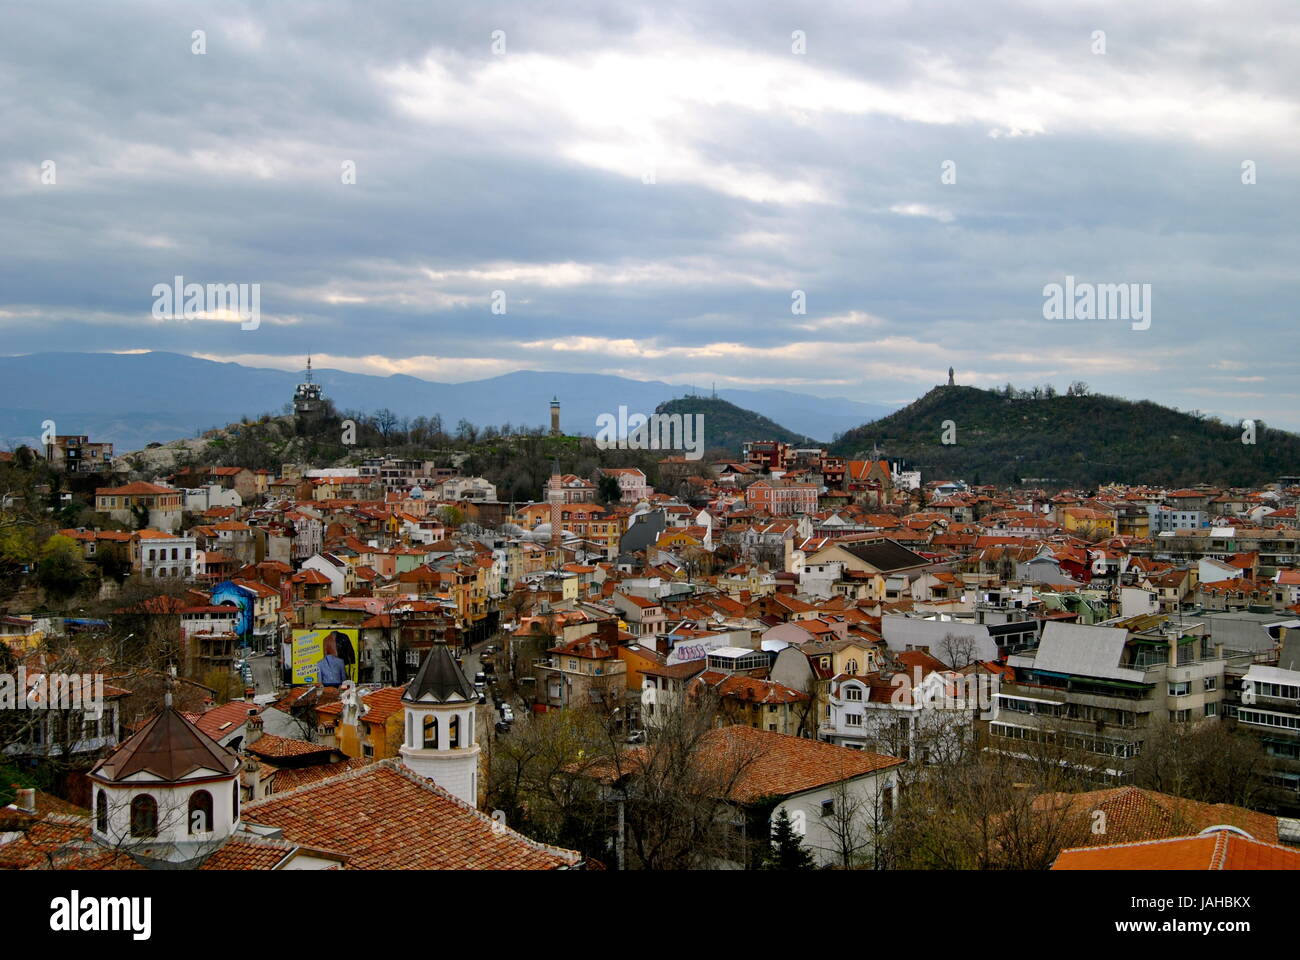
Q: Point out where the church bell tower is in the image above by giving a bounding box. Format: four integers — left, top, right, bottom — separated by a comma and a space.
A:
399, 646, 481, 807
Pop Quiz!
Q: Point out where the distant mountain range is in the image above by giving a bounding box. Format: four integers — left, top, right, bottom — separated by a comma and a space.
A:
832, 385, 1300, 487
0, 352, 897, 452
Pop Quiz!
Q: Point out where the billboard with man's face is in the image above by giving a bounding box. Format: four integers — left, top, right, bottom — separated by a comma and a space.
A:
292, 628, 359, 685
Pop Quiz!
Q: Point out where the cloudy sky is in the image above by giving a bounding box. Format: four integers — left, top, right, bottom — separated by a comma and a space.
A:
3, 1, 1298, 424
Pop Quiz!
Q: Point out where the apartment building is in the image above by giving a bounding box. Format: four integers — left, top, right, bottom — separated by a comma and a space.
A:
46, 434, 113, 473
990, 616, 1233, 783
1224, 662, 1300, 813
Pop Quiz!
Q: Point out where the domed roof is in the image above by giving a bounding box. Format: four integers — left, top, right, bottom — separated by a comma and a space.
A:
90, 708, 240, 784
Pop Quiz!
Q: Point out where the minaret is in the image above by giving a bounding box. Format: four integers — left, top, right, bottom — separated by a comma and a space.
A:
399, 646, 481, 806
548, 458, 563, 557
550, 397, 561, 436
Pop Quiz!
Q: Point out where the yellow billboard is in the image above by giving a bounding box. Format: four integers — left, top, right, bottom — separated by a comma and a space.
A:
292, 628, 359, 686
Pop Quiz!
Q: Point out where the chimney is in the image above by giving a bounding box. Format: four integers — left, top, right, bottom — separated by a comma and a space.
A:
246, 711, 264, 745
14, 787, 36, 814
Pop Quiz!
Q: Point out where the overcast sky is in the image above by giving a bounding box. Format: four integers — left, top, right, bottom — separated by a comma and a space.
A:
3, 1, 1298, 424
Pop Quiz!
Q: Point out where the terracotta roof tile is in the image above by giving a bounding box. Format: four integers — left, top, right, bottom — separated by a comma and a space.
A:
243, 760, 583, 869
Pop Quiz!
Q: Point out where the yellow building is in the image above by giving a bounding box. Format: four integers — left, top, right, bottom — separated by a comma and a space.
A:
320, 685, 407, 761
0, 615, 47, 654
1060, 507, 1118, 540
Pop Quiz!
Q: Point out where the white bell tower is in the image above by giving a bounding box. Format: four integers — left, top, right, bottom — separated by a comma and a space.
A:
399, 646, 481, 807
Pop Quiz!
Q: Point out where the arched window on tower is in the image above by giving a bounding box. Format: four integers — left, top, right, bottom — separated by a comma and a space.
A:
407, 712, 413, 747
232, 781, 240, 822
95, 790, 108, 833
129, 794, 158, 838
449, 713, 460, 749
189, 790, 213, 834
423, 714, 438, 749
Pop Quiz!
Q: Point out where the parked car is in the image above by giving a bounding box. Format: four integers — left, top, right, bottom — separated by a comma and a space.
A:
475, 683, 486, 704
474, 671, 486, 685
495, 720, 512, 734
500, 704, 514, 722
483, 644, 499, 655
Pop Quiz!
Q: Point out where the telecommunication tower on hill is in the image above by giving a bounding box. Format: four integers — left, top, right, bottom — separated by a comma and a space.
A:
294, 356, 326, 426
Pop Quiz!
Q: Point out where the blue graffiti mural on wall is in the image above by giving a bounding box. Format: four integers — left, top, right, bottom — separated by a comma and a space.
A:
210, 581, 254, 640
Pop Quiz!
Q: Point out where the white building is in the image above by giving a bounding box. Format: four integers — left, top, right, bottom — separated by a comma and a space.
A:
182, 484, 243, 511
397, 646, 481, 807
87, 708, 243, 864
135, 531, 197, 580
822, 661, 984, 764
440, 476, 497, 502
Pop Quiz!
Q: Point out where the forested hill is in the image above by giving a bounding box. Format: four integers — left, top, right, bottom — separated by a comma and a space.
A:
830, 385, 1299, 487
654, 396, 813, 454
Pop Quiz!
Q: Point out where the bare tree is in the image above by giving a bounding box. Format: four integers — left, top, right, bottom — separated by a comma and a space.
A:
1132, 719, 1267, 809
936, 631, 980, 670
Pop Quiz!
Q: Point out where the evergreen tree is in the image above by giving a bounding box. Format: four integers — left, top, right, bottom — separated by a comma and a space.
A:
760, 808, 816, 870
598, 473, 622, 504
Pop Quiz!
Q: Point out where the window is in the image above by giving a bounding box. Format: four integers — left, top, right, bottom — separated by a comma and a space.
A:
232, 782, 240, 822
1170, 709, 1191, 723
423, 714, 439, 748
363, 743, 374, 758
449, 714, 460, 749
821, 798, 835, 817
1256, 681, 1300, 701
188, 790, 213, 834
406, 650, 420, 666
1168, 681, 1190, 697
1204, 677, 1218, 692
129, 794, 158, 838
844, 685, 863, 702
95, 790, 108, 833
845, 713, 862, 727
846, 659, 858, 674
1204, 702, 1218, 718
1238, 708, 1300, 731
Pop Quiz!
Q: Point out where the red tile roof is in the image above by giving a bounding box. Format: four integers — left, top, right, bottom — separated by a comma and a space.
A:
591, 725, 901, 804
183, 701, 259, 741
247, 734, 335, 760
244, 760, 583, 869
1052, 829, 1300, 870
